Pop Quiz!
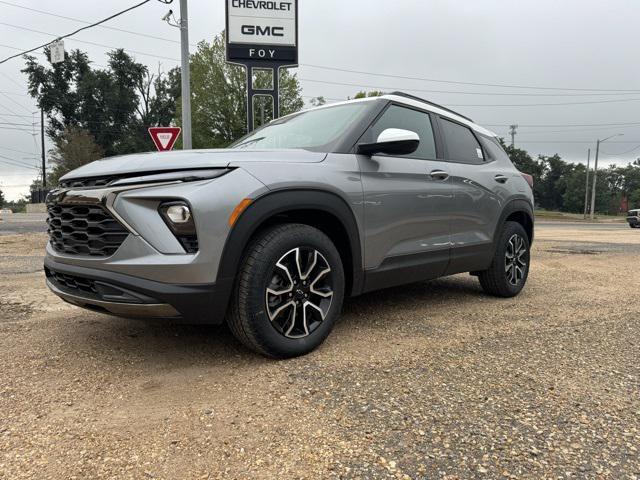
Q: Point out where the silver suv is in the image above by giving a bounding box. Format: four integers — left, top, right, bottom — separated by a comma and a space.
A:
45, 92, 534, 358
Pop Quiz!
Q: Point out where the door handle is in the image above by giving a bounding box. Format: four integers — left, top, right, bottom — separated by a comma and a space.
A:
430, 170, 449, 181
494, 174, 509, 184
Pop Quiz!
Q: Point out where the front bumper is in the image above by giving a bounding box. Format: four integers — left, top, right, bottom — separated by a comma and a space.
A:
45, 257, 233, 323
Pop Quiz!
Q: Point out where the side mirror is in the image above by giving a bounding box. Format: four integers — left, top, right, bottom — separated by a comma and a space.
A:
357, 128, 420, 156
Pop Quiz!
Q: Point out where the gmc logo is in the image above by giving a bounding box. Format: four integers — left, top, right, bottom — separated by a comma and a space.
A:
241, 25, 285, 37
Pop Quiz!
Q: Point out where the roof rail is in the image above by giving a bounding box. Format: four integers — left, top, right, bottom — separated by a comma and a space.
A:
388, 91, 474, 123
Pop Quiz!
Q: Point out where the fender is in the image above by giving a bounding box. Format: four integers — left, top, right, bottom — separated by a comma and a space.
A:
215, 189, 365, 309
493, 198, 535, 246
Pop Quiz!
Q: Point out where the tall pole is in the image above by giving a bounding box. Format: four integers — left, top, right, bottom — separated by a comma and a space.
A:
40, 108, 46, 191
179, 0, 192, 150
509, 124, 518, 147
590, 140, 600, 220
583, 148, 591, 218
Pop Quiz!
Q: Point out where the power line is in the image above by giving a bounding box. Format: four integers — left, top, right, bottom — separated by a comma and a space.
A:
0, 0, 172, 65
300, 77, 640, 98
299, 78, 640, 106
0, 121, 39, 127
0, 22, 180, 63
0, 155, 39, 170
600, 144, 640, 156
300, 63, 640, 93
0, 145, 39, 156
0, 0, 196, 47
0, 126, 37, 132
0, 91, 35, 113
483, 121, 640, 128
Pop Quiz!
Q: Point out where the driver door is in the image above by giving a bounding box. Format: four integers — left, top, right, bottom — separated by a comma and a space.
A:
357, 104, 455, 291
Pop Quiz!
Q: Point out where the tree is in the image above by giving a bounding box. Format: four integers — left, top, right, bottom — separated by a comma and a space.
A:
48, 128, 105, 186
0, 188, 5, 208
352, 90, 384, 99
310, 96, 327, 107
180, 33, 304, 148
23, 47, 179, 157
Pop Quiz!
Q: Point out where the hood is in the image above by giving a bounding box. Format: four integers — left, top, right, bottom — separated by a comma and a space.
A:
60, 149, 327, 181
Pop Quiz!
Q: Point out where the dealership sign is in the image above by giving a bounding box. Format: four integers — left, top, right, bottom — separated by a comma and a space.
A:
226, 0, 298, 65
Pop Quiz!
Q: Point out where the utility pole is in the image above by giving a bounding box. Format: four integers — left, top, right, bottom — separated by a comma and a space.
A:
583, 148, 590, 218
590, 140, 601, 221
509, 124, 518, 147
40, 108, 46, 192
179, 0, 192, 150
590, 134, 624, 220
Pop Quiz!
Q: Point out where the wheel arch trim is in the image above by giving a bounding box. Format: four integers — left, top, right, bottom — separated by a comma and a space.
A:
217, 188, 364, 298
495, 199, 535, 246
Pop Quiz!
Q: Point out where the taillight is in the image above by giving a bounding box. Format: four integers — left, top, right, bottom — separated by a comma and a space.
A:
520, 173, 534, 189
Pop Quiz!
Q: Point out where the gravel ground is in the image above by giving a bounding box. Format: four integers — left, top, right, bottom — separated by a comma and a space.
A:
0, 226, 639, 479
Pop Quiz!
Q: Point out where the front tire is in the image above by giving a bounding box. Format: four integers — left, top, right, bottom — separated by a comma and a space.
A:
478, 221, 530, 298
227, 224, 345, 358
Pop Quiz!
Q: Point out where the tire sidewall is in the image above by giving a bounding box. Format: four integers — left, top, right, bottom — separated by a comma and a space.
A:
497, 222, 531, 296
242, 226, 345, 358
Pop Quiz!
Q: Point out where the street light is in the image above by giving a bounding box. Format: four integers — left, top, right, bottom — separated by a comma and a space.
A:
589, 133, 624, 220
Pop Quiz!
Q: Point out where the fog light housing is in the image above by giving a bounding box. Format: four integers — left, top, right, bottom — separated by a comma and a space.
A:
166, 204, 191, 224
159, 201, 198, 253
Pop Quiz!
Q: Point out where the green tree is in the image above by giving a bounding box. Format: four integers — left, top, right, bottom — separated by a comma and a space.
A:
352, 90, 384, 99
0, 188, 5, 208
181, 33, 304, 148
23, 47, 179, 157
561, 164, 588, 213
310, 96, 326, 107
48, 128, 105, 186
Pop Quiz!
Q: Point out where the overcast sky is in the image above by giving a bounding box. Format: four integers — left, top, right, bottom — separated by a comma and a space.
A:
1, 0, 639, 201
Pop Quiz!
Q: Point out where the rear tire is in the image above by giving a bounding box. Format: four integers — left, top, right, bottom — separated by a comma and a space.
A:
478, 221, 530, 298
227, 223, 345, 358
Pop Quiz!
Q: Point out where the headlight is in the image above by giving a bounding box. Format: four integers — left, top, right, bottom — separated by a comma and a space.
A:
159, 201, 198, 253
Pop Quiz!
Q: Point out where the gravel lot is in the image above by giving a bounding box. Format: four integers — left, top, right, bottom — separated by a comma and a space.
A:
0, 225, 639, 479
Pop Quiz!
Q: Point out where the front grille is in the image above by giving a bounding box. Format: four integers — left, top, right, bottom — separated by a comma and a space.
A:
45, 267, 98, 296
47, 204, 129, 257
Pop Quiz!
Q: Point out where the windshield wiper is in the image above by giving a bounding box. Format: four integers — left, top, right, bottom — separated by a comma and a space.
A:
234, 137, 265, 149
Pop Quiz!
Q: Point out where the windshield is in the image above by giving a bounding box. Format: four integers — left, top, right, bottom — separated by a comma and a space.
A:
230, 102, 370, 151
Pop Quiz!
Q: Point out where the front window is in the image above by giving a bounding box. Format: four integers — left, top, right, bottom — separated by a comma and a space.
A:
230, 102, 370, 151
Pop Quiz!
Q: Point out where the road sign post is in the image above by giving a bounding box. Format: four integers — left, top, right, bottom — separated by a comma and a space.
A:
225, 0, 299, 133
148, 127, 182, 152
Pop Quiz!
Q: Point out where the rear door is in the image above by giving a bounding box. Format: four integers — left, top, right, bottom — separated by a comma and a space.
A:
437, 117, 503, 273
357, 104, 456, 290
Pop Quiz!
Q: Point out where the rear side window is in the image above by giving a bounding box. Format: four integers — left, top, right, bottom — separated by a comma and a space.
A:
369, 105, 437, 159
480, 136, 510, 163
440, 118, 485, 164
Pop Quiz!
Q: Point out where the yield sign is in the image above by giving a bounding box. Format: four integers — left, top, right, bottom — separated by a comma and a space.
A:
148, 127, 181, 152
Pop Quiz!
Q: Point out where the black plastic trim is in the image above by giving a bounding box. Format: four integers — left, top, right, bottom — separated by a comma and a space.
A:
44, 257, 230, 324
495, 199, 535, 246
217, 189, 365, 297
363, 249, 449, 293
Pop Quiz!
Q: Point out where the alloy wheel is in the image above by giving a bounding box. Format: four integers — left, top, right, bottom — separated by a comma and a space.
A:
505, 234, 528, 286
265, 247, 334, 339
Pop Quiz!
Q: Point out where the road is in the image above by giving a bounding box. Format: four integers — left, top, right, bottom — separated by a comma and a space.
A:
0, 213, 47, 235
1, 224, 639, 479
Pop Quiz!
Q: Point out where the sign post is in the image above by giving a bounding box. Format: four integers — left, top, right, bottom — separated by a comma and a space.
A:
148, 127, 182, 152
226, 0, 299, 133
